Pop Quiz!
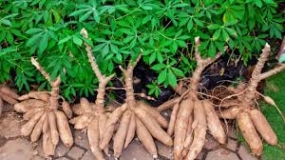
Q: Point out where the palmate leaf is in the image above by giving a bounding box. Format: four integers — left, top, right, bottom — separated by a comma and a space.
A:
25, 27, 57, 55
69, 3, 101, 23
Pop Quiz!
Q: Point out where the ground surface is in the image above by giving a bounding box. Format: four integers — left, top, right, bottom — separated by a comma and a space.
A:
0, 103, 260, 160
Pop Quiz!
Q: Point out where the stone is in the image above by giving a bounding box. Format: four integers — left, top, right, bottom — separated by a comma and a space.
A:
0, 113, 21, 138
54, 142, 70, 158
55, 157, 70, 160
225, 125, 237, 139
36, 138, 45, 157
120, 139, 153, 160
67, 146, 85, 160
196, 149, 206, 160
227, 139, 237, 151
31, 155, 45, 160
156, 141, 172, 159
81, 150, 95, 160
74, 130, 89, 149
204, 134, 219, 150
0, 138, 33, 160
238, 145, 258, 160
2, 103, 14, 113
36, 138, 71, 158
82, 149, 114, 160
205, 148, 239, 160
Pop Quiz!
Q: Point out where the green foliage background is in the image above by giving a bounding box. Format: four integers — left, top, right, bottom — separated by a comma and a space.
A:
261, 72, 285, 160
0, 0, 284, 100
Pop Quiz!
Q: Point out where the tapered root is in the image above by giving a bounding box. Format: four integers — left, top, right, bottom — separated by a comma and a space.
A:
55, 111, 73, 147
138, 101, 168, 128
21, 110, 44, 136
186, 101, 207, 160
167, 102, 180, 136
136, 117, 158, 159
113, 110, 131, 158
237, 111, 263, 156
88, 117, 105, 160
134, 107, 173, 146
203, 100, 226, 144
250, 109, 277, 145
174, 99, 193, 160
124, 112, 136, 148
18, 91, 50, 102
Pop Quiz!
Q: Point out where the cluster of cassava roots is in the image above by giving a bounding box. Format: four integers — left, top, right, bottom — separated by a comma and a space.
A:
8, 33, 284, 160
14, 58, 73, 156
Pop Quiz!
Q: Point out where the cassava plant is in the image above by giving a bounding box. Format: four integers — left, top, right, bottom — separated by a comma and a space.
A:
14, 58, 73, 157
1, 0, 284, 100
218, 43, 285, 156
69, 28, 114, 160
0, 85, 19, 116
157, 37, 227, 160
98, 54, 172, 158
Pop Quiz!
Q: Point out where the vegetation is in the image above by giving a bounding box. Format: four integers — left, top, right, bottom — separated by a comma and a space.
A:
0, 0, 284, 100
260, 72, 285, 160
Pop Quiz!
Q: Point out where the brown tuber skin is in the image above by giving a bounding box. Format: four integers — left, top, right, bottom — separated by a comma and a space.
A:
237, 111, 263, 156
0, 85, 19, 116
250, 109, 277, 145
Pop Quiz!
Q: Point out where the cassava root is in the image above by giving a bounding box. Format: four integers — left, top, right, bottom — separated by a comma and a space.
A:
0, 85, 19, 116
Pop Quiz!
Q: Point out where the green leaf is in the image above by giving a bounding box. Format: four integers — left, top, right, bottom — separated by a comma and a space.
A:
110, 44, 119, 54
208, 24, 221, 30
1, 19, 12, 26
221, 29, 230, 42
69, 8, 90, 16
193, 18, 204, 27
58, 36, 72, 44
152, 63, 166, 71
0, 32, 6, 43
158, 69, 167, 84
187, 19, 193, 31
6, 32, 14, 44
209, 41, 216, 57
212, 29, 221, 40
254, 0, 263, 8
171, 67, 185, 77
26, 28, 43, 34
79, 11, 93, 22
149, 52, 156, 64
39, 33, 48, 54
102, 44, 109, 56
225, 28, 237, 37
72, 36, 83, 46
168, 70, 177, 87
26, 33, 42, 47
